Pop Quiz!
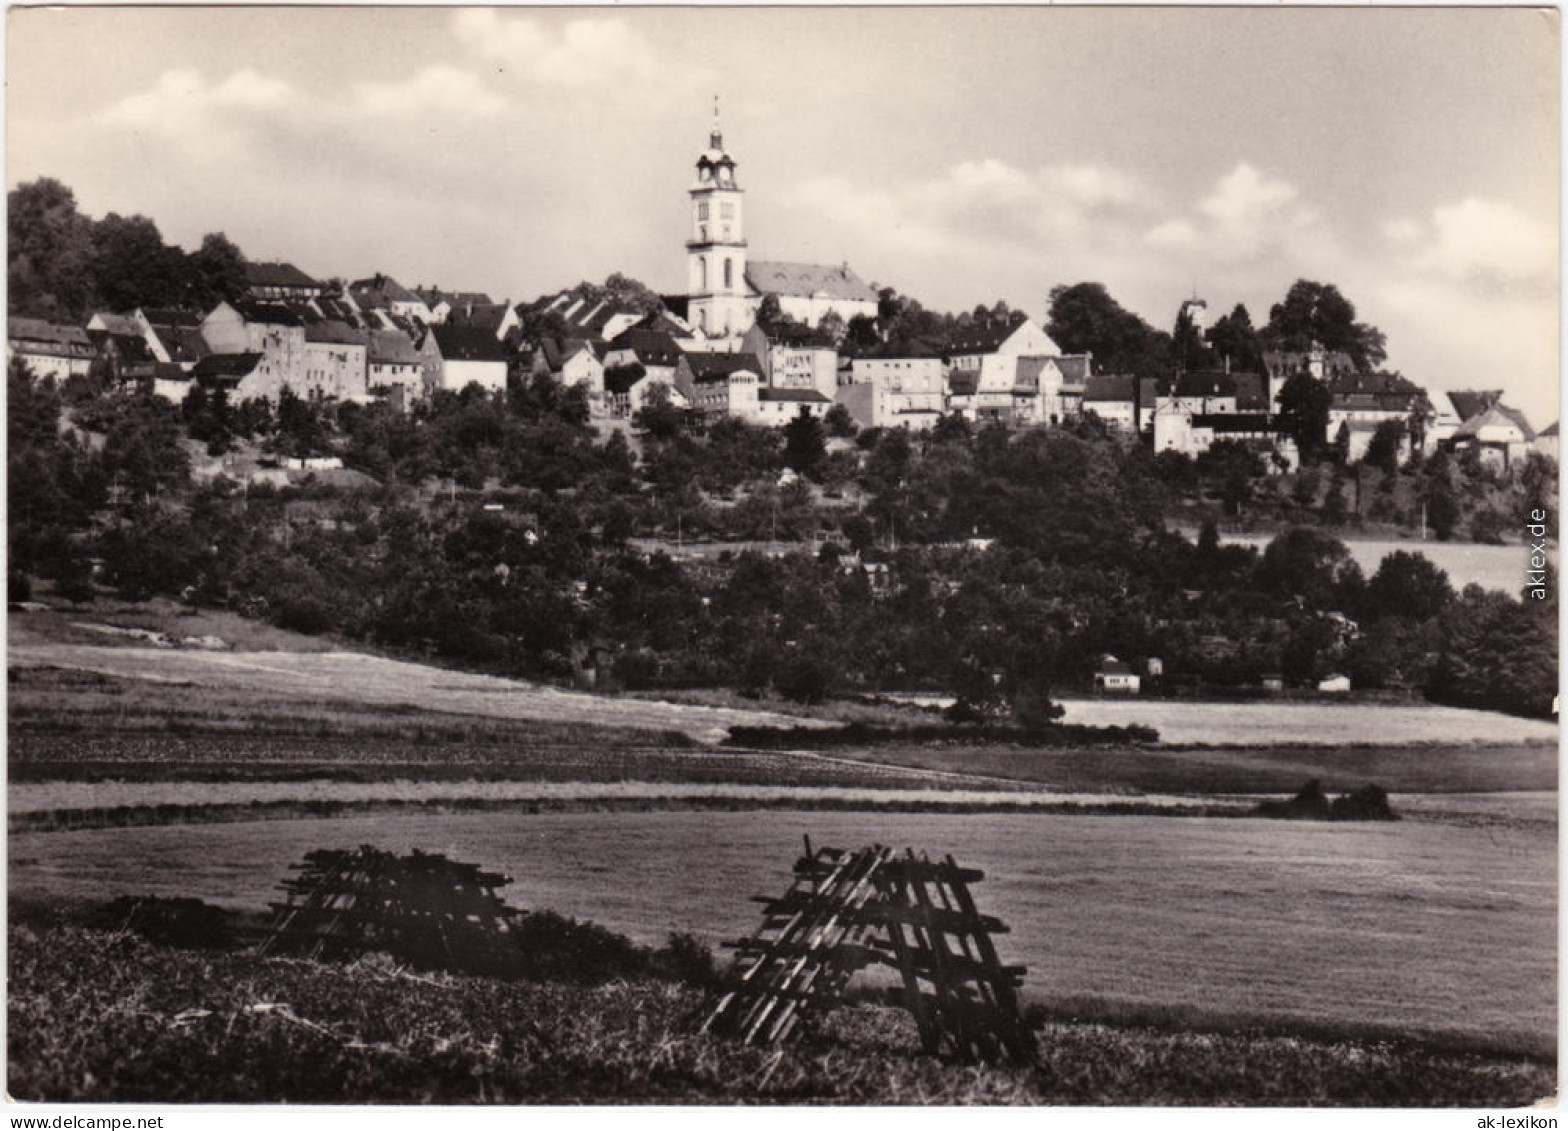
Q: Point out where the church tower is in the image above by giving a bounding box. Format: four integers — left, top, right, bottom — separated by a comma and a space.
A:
687, 101, 752, 338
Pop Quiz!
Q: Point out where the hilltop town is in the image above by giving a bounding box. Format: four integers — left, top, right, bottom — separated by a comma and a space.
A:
6, 124, 1558, 718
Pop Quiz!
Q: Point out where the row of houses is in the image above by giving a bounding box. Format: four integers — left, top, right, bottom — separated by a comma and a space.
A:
7, 261, 1555, 464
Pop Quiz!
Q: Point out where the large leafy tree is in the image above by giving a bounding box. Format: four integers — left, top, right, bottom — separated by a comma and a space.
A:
1205, 303, 1264, 373
1274, 373, 1334, 459
1171, 305, 1211, 373
1045, 282, 1169, 377
8, 178, 97, 319
1263, 280, 1387, 371
1365, 550, 1453, 622
185, 232, 249, 309
91, 212, 188, 311
782, 407, 827, 480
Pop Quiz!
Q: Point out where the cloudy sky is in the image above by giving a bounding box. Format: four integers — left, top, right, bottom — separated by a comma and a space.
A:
7, 6, 1560, 422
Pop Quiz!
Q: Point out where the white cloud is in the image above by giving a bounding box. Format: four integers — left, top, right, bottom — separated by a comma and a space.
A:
353, 65, 506, 119
1407, 197, 1557, 290
104, 67, 301, 137
453, 11, 665, 90
1144, 219, 1197, 248
1195, 162, 1320, 261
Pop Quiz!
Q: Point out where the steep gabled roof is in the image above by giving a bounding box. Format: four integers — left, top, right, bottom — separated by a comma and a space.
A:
1447, 390, 1502, 423
541, 336, 597, 370
603, 365, 649, 396
305, 320, 367, 346
758, 387, 831, 403
1232, 373, 1268, 411
349, 275, 422, 307
1193, 413, 1273, 432
192, 352, 264, 380
89, 312, 143, 336
1453, 403, 1536, 442
608, 327, 685, 367
745, 260, 878, 303
8, 318, 93, 351
416, 287, 494, 308
234, 300, 305, 327
431, 324, 508, 362
1053, 354, 1093, 385
140, 307, 204, 329
946, 320, 1025, 356
87, 330, 155, 364
245, 261, 321, 290
685, 351, 762, 383
1014, 356, 1051, 392
1261, 349, 1357, 378
367, 329, 422, 365
445, 302, 510, 332
1084, 374, 1136, 403
1540, 421, 1559, 438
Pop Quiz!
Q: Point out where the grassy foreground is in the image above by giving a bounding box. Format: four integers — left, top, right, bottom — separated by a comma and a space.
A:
8, 925, 1554, 1106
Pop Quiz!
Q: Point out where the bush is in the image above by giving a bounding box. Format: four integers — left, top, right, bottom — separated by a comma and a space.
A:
86, 896, 234, 950
511, 910, 648, 983
650, 932, 721, 988
275, 596, 337, 635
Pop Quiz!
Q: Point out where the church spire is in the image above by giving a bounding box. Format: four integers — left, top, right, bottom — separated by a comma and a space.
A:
710, 93, 723, 151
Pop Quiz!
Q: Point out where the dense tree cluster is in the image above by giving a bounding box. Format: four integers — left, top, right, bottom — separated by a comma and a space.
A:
8, 179, 249, 320
9, 351, 1554, 718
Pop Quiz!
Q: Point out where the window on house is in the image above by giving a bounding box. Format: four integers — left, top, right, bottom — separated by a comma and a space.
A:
720, 202, 735, 219
698, 202, 710, 221
724, 259, 733, 289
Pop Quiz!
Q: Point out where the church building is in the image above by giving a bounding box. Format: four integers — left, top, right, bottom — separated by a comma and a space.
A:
685, 110, 878, 341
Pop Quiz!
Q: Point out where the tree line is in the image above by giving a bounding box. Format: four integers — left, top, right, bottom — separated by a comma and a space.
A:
9, 178, 250, 321
7, 357, 1555, 719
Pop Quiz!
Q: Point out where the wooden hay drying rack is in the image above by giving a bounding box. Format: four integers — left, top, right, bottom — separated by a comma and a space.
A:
704, 838, 1034, 1064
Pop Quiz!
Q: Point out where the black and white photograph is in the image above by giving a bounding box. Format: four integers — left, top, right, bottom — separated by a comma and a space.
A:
4, 3, 1560, 1113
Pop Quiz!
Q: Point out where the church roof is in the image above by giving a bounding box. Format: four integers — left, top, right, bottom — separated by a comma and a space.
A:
746, 261, 878, 304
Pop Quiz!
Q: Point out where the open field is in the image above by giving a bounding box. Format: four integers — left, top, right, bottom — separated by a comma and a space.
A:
7, 639, 827, 744
11, 802, 1555, 1057
11, 926, 1551, 1105
833, 738, 1557, 795
9, 603, 1557, 1101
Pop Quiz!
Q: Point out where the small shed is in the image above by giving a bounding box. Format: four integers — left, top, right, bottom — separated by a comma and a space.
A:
1093, 655, 1141, 694
1260, 674, 1285, 693
1317, 673, 1351, 694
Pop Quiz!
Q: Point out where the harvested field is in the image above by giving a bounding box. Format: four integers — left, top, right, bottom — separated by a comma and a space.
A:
11, 801, 1555, 1056
1049, 697, 1556, 747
